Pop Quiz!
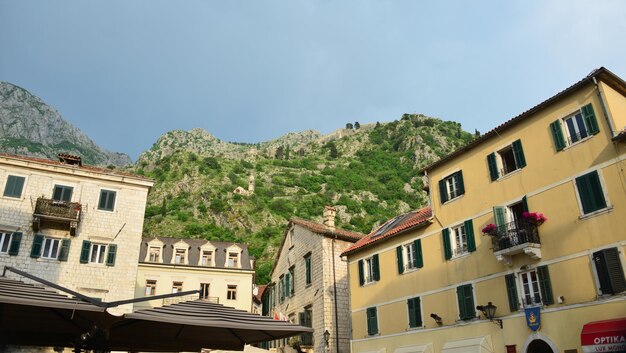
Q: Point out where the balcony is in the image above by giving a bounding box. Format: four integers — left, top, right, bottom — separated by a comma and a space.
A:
300, 332, 314, 346
490, 220, 541, 265
33, 197, 82, 235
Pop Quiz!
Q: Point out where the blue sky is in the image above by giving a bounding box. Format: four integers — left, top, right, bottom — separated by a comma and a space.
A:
1, 1, 626, 160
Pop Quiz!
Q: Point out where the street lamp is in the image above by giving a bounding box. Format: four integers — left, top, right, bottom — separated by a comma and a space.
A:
323, 329, 330, 347
476, 302, 503, 328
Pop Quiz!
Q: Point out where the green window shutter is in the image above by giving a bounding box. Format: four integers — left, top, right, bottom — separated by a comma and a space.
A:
594, 248, 626, 294
505, 274, 519, 311
8, 232, 22, 256
367, 307, 378, 335
30, 234, 44, 258
456, 286, 467, 320
521, 196, 529, 213
576, 171, 607, 214
58, 239, 71, 261
493, 206, 506, 228
537, 266, 554, 305
439, 179, 448, 203
408, 298, 416, 328
407, 297, 422, 328
464, 219, 476, 252
396, 246, 404, 274
80, 240, 91, 263
442, 228, 452, 260
582, 103, 600, 135
4, 175, 25, 198
512, 139, 526, 168
457, 284, 475, 320
372, 254, 380, 281
305, 256, 311, 285
285, 272, 290, 296
456, 172, 465, 195
358, 260, 365, 286
487, 153, 499, 181
106, 244, 117, 266
550, 120, 567, 151
414, 239, 423, 268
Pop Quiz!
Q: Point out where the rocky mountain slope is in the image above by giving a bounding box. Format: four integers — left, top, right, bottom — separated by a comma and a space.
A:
135, 114, 476, 283
0, 82, 132, 166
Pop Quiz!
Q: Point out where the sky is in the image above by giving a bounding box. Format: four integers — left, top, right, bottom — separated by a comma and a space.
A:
1, 1, 626, 161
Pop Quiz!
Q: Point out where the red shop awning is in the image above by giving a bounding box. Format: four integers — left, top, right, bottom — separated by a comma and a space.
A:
581, 318, 626, 353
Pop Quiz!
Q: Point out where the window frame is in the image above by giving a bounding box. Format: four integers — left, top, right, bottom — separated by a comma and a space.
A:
171, 281, 183, 294
148, 246, 161, 262
591, 247, 626, 296
201, 250, 214, 266
145, 280, 157, 296
366, 307, 379, 336
41, 237, 61, 259
52, 184, 74, 202
3, 175, 26, 198
364, 257, 375, 284
97, 189, 117, 211
550, 104, 600, 151
288, 266, 295, 296
174, 248, 187, 264
450, 223, 468, 258
563, 111, 590, 145
227, 252, 240, 268
439, 171, 464, 203
519, 269, 542, 307
574, 170, 611, 217
200, 283, 211, 299
304, 253, 312, 286
0, 231, 12, 254
407, 296, 422, 329
456, 283, 476, 321
89, 243, 108, 264
488, 139, 526, 181
227, 285, 237, 300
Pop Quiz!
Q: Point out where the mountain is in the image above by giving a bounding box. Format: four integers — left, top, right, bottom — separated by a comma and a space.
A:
135, 115, 476, 283
0, 82, 132, 166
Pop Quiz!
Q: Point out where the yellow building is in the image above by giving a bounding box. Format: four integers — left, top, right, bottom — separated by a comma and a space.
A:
342, 67, 626, 353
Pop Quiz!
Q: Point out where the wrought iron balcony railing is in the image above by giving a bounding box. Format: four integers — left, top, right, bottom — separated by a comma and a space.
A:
490, 220, 541, 252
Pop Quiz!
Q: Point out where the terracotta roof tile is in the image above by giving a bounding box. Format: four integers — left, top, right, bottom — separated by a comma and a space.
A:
341, 206, 432, 257
0, 153, 152, 181
290, 217, 365, 242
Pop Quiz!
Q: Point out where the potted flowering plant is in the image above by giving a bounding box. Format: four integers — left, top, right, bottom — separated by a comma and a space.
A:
481, 223, 498, 235
522, 211, 547, 226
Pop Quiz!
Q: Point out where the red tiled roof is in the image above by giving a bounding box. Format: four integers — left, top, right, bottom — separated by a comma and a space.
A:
0, 153, 153, 181
421, 67, 626, 173
341, 206, 432, 257
253, 285, 267, 303
290, 217, 365, 242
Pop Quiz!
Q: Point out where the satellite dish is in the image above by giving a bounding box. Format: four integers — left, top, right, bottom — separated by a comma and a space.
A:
252, 286, 259, 296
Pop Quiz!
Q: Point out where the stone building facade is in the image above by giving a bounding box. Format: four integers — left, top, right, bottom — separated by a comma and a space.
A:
135, 236, 255, 312
262, 207, 364, 353
0, 153, 153, 314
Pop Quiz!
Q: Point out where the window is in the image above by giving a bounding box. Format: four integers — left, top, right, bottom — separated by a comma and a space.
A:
3, 175, 25, 198
174, 248, 186, 264
304, 254, 312, 285
299, 306, 313, 345
456, 284, 475, 320
149, 246, 161, 262
505, 274, 519, 312
407, 297, 422, 328
575, 171, 608, 215
442, 220, 476, 260
487, 139, 526, 180
518, 266, 554, 307
0, 232, 12, 253
201, 250, 213, 266
89, 243, 107, 264
358, 254, 380, 285
592, 248, 626, 295
438, 171, 464, 203
366, 307, 378, 335
288, 267, 295, 296
279, 275, 285, 302
41, 237, 61, 259
228, 252, 239, 267
145, 280, 157, 296
98, 189, 116, 211
172, 282, 183, 293
550, 103, 599, 151
52, 185, 73, 202
227, 285, 237, 300
200, 283, 211, 299
396, 239, 423, 274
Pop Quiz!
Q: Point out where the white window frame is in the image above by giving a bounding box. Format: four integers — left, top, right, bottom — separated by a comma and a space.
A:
444, 173, 461, 200
403, 242, 417, 271
450, 224, 468, 258
148, 246, 161, 262
363, 257, 375, 284
171, 241, 189, 265
172, 281, 183, 294
2, 174, 27, 199
89, 243, 108, 264
573, 169, 612, 218
224, 244, 242, 268
519, 269, 542, 307
41, 237, 61, 259
174, 248, 187, 264
51, 183, 75, 202
145, 280, 157, 296
200, 283, 210, 299
0, 231, 12, 254
200, 250, 214, 266
97, 188, 117, 212
227, 252, 240, 268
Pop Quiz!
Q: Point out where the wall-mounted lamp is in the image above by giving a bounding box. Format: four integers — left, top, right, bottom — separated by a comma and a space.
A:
476, 302, 503, 329
323, 329, 330, 347
430, 313, 442, 326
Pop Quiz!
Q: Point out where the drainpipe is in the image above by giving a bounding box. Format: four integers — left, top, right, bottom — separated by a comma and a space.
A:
424, 171, 434, 220
331, 236, 340, 353
592, 76, 616, 137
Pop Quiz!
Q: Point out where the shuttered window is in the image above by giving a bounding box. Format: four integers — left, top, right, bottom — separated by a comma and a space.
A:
407, 297, 422, 328
593, 248, 626, 295
438, 171, 465, 203
505, 274, 519, 311
551, 103, 599, 151
3, 175, 25, 198
366, 307, 378, 335
98, 189, 117, 211
456, 284, 475, 320
304, 254, 312, 285
575, 171, 608, 215
537, 265, 554, 305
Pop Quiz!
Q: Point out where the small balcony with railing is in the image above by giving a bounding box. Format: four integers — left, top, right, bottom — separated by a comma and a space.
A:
300, 332, 314, 346
32, 197, 82, 236
488, 220, 542, 265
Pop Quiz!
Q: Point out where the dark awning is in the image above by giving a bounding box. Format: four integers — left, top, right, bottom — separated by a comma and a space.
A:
581, 318, 626, 353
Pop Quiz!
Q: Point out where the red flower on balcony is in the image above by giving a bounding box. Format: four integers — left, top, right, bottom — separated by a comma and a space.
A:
522, 211, 547, 226
482, 223, 497, 235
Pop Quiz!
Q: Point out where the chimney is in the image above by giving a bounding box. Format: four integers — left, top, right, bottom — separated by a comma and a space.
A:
58, 153, 82, 166
323, 206, 336, 230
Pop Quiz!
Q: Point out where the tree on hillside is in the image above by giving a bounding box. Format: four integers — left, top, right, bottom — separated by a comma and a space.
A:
275, 146, 284, 160
346, 123, 354, 129
285, 145, 290, 160
355, 122, 360, 129
474, 129, 481, 138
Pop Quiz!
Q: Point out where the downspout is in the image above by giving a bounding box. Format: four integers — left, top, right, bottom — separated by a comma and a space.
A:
332, 236, 340, 353
592, 76, 616, 137
424, 171, 436, 222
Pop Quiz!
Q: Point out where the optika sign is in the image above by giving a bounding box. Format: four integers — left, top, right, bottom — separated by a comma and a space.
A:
593, 336, 625, 345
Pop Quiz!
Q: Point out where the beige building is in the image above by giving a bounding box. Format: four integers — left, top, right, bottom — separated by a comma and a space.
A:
0, 153, 153, 313
262, 207, 365, 353
342, 67, 626, 353
135, 236, 256, 312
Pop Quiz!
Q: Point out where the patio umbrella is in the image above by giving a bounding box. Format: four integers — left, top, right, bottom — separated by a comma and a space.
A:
107, 300, 314, 352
